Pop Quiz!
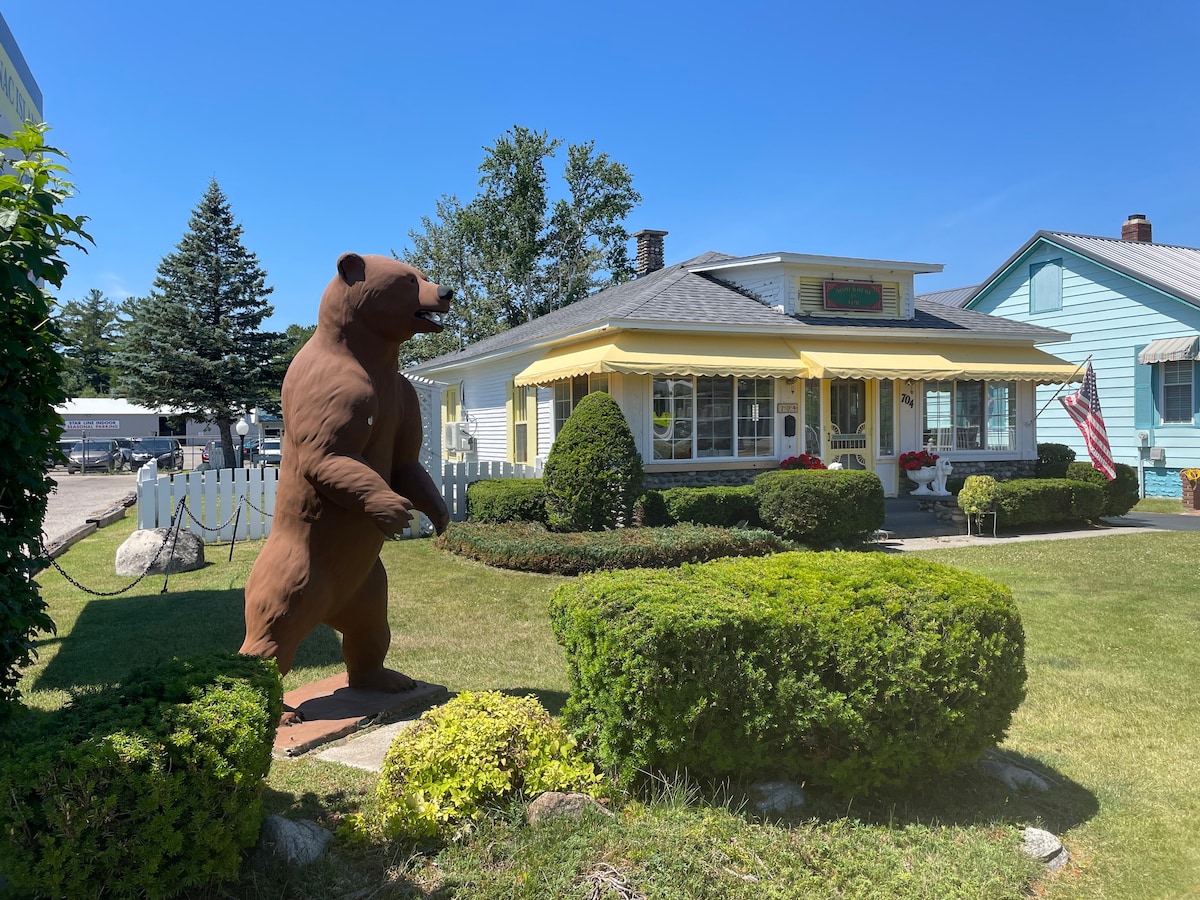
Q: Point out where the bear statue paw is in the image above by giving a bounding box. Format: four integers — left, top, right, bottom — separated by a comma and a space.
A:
349, 667, 417, 693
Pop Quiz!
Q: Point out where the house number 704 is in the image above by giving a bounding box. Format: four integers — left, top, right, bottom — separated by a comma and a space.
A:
900, 393, 915, 408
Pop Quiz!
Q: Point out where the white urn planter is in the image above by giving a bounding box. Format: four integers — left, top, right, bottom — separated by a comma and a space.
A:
906, 466, 937, 495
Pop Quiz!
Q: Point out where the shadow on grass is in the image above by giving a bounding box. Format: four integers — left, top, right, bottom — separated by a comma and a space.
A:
501, 687, 569, 716
32, 588, 344, 693
758, 748, 1100, 836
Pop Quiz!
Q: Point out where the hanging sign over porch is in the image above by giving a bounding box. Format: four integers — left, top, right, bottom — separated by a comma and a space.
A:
823, 281, 883, 311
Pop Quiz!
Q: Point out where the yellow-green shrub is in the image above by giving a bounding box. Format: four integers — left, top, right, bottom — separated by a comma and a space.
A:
362, 692, 603, 842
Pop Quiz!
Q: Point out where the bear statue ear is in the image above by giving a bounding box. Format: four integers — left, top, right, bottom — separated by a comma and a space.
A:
336, 252, 367, 286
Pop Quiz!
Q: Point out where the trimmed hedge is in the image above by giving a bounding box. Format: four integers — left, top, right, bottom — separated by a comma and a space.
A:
1066, 461, 1140, 517
550, 552, 1027, 795
660, 484, 760, 528
435, 521, 790, 575
753, 469, 885, 545
0, 653, 282, 899
994, 478, 1104, 526
466, 477, 547, 524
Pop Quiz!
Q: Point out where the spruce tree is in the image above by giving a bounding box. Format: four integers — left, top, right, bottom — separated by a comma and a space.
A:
116, 180, 287, 468
57, 288, 119, 396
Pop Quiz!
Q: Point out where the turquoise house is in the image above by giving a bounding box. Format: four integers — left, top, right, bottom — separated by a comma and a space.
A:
956, 214, 1200, 498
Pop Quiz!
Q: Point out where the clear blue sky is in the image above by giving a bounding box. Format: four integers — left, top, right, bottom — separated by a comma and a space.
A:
6, 1, 1199, 329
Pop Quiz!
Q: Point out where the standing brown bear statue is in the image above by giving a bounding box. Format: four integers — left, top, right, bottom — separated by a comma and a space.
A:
241, 253, 451, 716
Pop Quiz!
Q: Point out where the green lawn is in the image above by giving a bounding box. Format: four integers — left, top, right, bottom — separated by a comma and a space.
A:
18, 517, 1200, 898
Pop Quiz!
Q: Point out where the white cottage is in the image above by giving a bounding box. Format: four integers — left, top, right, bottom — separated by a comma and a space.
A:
408, 232, 1080, 497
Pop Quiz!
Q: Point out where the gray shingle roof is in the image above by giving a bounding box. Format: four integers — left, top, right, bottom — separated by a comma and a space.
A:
916, 285, 979, 309
967, 231, 1200, 310
408, 252, 1066, 375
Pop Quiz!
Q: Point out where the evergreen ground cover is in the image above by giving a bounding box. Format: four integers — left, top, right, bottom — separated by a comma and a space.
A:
12, 519, 1199, 898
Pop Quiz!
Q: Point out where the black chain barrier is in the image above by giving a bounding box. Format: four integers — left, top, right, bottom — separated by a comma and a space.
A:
39, 491, 275, 597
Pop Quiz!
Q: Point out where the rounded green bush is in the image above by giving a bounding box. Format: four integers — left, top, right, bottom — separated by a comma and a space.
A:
1066, 461, 1140, 516
362, 691, 603, 841
0, 653, 281, 898
543, 392, 643, 531
753, 469, 885, 545
551, 552, 1027, 795
1036, 442, 1076, 478
957, 475, 999, 515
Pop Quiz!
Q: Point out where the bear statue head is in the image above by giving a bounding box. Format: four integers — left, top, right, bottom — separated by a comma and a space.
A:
319, 252, 452, 344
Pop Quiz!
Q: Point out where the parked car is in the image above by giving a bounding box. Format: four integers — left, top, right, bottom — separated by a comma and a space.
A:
113, 438, 136, 471
253, 438, 282, 468
47, 439, 74, 468
66, 439, 122, 474
131, 437, 184, 471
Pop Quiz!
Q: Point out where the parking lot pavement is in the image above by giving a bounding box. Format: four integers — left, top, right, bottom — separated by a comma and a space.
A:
43, 471, 139, 546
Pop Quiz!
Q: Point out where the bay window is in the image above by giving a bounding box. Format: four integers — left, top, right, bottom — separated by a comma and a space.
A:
653, 376, 774, 460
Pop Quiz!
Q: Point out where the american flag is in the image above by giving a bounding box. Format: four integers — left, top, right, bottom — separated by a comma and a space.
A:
1060, 361, 1115, 480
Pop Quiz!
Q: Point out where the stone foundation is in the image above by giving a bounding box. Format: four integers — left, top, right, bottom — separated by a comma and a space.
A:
643, 468, 762, 490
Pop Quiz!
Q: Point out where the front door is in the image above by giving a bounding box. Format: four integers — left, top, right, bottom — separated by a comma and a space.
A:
827, 379, 870, 470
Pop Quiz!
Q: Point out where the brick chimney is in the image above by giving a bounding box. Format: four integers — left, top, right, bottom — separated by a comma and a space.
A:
1121, 213, 1152, 243
633, 229, 667, 277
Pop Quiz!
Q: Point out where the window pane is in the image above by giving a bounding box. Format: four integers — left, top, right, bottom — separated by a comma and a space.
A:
737, 378, 774, 457
954, 381, 984, 450
554, 381, 572, 434
804, 378, 821, 456
986, 382, 1015, 450
1163, 360, 1193, 423
923, 381, 953, 449
878, 379, 894, 456
572, 374, 589, 405
696, 377, 733, 458
589, 373, 609, 395
653, 378, 693, 460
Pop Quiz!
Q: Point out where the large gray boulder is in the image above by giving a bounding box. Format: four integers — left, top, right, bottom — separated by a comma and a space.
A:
115, 527, 205, 576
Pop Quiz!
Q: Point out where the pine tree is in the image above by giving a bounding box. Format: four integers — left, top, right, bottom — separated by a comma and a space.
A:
116, 180, 287, 468
56, 288, 119, 396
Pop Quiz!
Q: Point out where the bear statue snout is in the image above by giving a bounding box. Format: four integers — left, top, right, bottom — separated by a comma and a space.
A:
437, 284, 453, 303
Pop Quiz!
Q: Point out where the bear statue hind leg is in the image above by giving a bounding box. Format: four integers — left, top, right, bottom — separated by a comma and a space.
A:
330, 559, 418, 693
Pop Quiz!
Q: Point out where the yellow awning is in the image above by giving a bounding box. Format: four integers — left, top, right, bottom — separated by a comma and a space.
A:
514, 333, 805, 386
795, 342, 1082, 384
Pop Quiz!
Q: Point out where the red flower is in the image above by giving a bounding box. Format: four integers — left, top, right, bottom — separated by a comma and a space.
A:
780, 454, 827, 470
899, 450, 939, 471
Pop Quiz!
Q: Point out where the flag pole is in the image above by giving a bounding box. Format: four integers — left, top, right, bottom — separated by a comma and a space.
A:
1035, 354, 1092, 420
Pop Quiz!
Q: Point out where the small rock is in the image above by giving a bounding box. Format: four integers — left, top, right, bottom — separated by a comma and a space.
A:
257, 815, 333, 866
527, 791, 610, 824
115, 527, 205, 576
1022, 826, 1069, 871
750, 780, 806, 816
978, 756, 1050, 792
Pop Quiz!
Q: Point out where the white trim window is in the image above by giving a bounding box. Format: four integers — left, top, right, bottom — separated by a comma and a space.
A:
553, 374, 610, 434
922, 380, 1016, 452
1161, 360, 1194, 424
652, 376, 774, 461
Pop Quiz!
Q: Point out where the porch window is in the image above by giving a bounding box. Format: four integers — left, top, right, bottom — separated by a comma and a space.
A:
922, 380, 1015, 452
1161, 360, 1194, 424
803, 378, 821, 456
553, 373, 610, 434
878, 379, 895, 457
653, 376, 773, 460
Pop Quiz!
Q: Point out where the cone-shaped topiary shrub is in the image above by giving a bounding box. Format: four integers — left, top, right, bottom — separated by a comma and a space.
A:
543, 391, 643, 531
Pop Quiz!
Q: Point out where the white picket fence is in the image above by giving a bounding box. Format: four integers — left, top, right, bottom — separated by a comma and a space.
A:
136, 460, 278, 543
135, 458, 540, 540
442, 460, 538, 522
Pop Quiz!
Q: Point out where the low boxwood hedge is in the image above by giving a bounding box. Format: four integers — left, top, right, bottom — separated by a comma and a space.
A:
753, 469, 885, 545
660, 484, 760, 528
466, 477, 547, 524
435, 521, 790, 575
0, 653, 282, 899
550, 552, 1026, 796
994, 478, 1104, 526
